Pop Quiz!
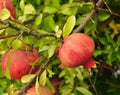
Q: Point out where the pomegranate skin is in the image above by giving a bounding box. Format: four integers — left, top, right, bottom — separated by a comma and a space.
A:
58, 33, 95, 70
26, 85, 53, 95
0, 0, 16, 19
2, 48, 40, 79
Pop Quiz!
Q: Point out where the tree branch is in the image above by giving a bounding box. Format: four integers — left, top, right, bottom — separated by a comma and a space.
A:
17, 54, 57, 95
73, 0, 104, 33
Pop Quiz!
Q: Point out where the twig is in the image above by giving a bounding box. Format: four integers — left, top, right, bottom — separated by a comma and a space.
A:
17, 54, 57, 95
0, 34, 18, 39
88, 73, 99, 95
98, 8, 120, 17
73, 0, 104, 33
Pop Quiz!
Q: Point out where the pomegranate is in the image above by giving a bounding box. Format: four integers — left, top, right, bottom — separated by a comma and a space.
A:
50, 78, 61, 94
0, 0, 16, 19
58, 33, 96, 71
2, 48, 40, 79
25, 85, 53, 95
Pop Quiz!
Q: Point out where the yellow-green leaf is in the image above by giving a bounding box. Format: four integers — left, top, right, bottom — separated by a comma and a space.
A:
4, 51, 12, 79
35, 14, 43, 26
0, 8, 10, 20
48, 44, 56, 58
20, 0, 25, 11
12, 39, 22, 49
76, 87, 93, 95
35, 77, 41, 95
39, 70, 47, 86
63, 15, 76, 38
21, 74, 36, 83
24, 4, 36, 15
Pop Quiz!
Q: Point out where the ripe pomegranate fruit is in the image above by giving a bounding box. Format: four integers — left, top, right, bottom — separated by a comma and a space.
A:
0, 0, 16, 19
58, 33, 96, 71
50, 78, 61, 94
25, 85, 53, 95
2, 47, 40, 79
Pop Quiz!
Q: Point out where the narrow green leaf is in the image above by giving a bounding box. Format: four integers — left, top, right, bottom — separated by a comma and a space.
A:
48, 44, 56, 58
35, 14, 43, 26
21, 74, 36, 83
0, 8, 10, 20
39, 70, 47, 86
76, 87, 93, 95
35, 77, 41, 95
4, 51, 12, 79
46, 78, 55, 93
20, 0, 25, 11
63, 15, 76, 38
24, 4, 36, 15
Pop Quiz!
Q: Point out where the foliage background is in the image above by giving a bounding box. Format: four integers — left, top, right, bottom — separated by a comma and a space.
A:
0, 0, 120, 95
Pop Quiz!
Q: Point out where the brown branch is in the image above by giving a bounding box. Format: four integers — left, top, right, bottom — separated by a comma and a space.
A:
0, 34, 18, 39
17, 54, 57, 95
73, 0, 104, 33
98, 8, 120, 17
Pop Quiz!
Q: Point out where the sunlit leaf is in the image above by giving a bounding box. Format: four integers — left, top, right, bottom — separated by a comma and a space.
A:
21, 74, 36, 83
63, 15, 76, 38
35, 77, 41, 95
12, 39, 22, 49
39, 70, 47, 86
4, 51, 12, 79
20, 0, 25, 11
76, 87, 93, 95
24, 4, 36, 14
43, 6, 57, 13
35, 14, 43, 26
0, 8, 10, 20
48, 44, 56, 58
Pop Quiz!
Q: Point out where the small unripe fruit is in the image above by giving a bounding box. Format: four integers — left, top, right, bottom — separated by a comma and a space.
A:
2, 48, 40, 79
25, 85, 53, 95
0, 0, 16, 19
58, 33, 96, 71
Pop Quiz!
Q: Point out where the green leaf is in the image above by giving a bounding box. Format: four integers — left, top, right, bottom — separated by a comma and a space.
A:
60, 7, 78, 15
48, 44, 56, 58
21, 74, 36, 83
39, 70, 47, 86
46, 78, 55, 93
43, 6, 57, 13
4, 51, 12, 79
35, 77, 41, 95
98, 12, 110, 21
76, 87, 93, 95
12, 39, 22, 49
63, 15, 76, 38
24, 4, 36, 15
35, 14, 43, 26
20, 0, 25, 11
0, 8, 10, 20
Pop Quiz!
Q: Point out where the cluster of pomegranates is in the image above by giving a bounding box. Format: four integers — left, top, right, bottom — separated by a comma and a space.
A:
1, 0, 97, 94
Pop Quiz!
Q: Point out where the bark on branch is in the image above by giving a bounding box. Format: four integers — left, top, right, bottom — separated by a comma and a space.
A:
73, 0, 104, 33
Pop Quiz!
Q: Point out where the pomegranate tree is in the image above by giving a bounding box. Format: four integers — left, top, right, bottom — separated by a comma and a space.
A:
58, 33, 96, 71
0, 0, 16, 19
25, 85, 53, 95
2, 47, 40, 79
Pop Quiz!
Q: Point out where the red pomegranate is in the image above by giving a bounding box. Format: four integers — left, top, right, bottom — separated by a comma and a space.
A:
50, 78, 61, 94
25, 85, 53, 95
58, 33, 96, 71
0, 0, 16, 19
2, 48, 40, 79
